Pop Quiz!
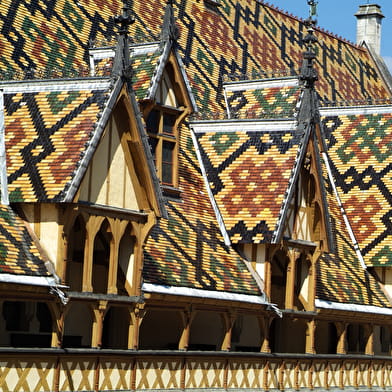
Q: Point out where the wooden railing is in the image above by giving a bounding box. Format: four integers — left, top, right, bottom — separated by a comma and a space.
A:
1, 348, 392, 391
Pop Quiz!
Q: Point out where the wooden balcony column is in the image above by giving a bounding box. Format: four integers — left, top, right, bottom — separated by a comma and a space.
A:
335, 322, 347, 354
48, 302, 64, 348
285, 248, 298, 310
107, 218, 128, 294
308, 249, 321, 312
59, 208, 85, 283
178, 307, 196, 350
259, 315, 272, 353
128, 303, 146, 350
264, 245, 278, 300
221, 311, 237, 351
364, 324, 375, 355
130, 222, 146, 297
91, 300, 108, 348
83, 215, 105, 292
306, 318, 316, 354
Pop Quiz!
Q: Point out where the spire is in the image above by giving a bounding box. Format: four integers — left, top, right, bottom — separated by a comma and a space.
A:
300, 1, 318, 88
297, 1, 319, 124
112, 0, 135, 78
160, 0, 179, 45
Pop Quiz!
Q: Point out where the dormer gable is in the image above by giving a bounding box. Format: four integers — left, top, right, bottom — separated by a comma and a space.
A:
280, 128, 330, 253
77, 84, 164, 217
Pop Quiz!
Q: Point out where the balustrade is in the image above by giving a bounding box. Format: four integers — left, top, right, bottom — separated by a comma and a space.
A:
1, 349, 391, 391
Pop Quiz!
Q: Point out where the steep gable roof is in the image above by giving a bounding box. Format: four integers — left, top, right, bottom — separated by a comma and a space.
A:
321, 105, 392, 268
1, 79, 112, 203
193, 119, 304, 244
316, 149, 392, 311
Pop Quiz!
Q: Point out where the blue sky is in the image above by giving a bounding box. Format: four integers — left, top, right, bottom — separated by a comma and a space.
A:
268, 1, 392, 70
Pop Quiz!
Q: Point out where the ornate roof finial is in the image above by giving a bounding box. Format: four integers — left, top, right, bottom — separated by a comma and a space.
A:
297, 0, 320, 125
160, 0, 180, 45
114, 1, 135, 36
308, 0, 318, 23
112, 0, 135, 79
300, 1, 319, 88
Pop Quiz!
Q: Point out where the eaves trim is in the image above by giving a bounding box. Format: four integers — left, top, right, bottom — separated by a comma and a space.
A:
0, 273, 58, 287
223, 76, 299, 93
0, 78, 111, 94
190, 119, 297, 134
316, 299, 392, 315
142, 283, 267, 304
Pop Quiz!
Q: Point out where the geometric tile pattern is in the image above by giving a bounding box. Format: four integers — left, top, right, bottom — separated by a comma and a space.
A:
4, 88, 108, 202
0, 0, 391, 301
132, 48, 163, 100
322, 112, 392, 267
0, 204, 49, 276
0, 0, 389, 109
316, 157, 391, 307
225, 81, 301, 119
196, 128, 304, 244
143, 124, 262, 296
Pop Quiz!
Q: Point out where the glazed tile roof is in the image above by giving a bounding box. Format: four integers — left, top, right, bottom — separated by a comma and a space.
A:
3, 83, 109, 202
0, 0, 389, 107
316, 154, 391, 308
132, 46, 164, 100
321, 108, 392, 267
143, 124, 262, 296
92, 44, 164, 100
194, 123, 303, 244
224, 78, 301, 119
0, 204, 49, 277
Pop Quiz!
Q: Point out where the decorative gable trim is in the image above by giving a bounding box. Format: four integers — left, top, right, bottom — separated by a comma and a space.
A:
273, 123, 311, 243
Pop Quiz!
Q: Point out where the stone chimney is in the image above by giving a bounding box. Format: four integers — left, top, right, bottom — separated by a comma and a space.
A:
355, 4, 384, 55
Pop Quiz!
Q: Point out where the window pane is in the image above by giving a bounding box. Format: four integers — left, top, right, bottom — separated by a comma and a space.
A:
146, 110, 160, 134
162, 113, 176, 134
162, 141, 174, 184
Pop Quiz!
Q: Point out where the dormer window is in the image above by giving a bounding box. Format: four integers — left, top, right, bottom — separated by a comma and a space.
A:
144, 66, 189, 193
146, 106, 180, 186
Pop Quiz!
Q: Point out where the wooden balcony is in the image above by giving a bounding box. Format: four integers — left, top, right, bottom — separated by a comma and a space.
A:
1, 348, 392, 391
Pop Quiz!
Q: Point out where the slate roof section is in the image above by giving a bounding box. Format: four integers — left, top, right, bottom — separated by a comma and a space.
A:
321, 107, 392, 267
143, 124, 262, 296
0, 204, 49, 277
224, 77, 301, 119
2, 81, 110, 202
316, 152, 391, 308
194, 121, 304, 244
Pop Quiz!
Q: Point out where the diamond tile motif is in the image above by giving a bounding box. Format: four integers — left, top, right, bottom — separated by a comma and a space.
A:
196, 128, 304, 243
322, 111, 392, 267
143, 125, 262, 295
4, 88, 109, 202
